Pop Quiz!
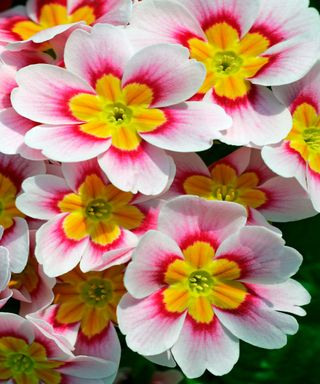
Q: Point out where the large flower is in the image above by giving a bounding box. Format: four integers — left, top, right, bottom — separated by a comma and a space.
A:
118, 196, 310, 378
262, 62, 320, 211
12, 23, 232, 194
0, 0, 132, 46
16, 158, 161, 276
28, 264, 126, 383
128, 0, 320, 145
166, 147, 316, 228
0, 153, 45, 274
0, 313, 116, 383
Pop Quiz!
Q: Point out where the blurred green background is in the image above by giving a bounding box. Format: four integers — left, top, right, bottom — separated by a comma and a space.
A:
7, 1, 320, 383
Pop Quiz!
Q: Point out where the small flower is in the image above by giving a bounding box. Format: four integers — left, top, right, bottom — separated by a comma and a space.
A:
12, 23, 232, 194
16, 158, 161, 276
118, 196, 310, 378
262, 62, 320, 212
167, 147, 316, 228
0, 312, 116, 383
129, 0, 320, 145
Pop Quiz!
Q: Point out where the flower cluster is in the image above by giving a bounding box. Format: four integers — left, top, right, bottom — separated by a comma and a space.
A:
0, 0, 319, 382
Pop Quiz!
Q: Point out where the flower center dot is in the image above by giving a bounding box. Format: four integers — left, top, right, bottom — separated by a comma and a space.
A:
303, 128, 320, 151
107, 103, 132, 125
214, 185, 238, 201
7, 353, 34, 374
81, 278, 112, 307
188, 270, 213, 294
213, 51, 243, 75
85, 199, 111, 220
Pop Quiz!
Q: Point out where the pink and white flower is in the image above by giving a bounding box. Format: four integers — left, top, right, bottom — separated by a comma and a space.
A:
16, 158, 162, 276
128, 0, 320, 146
12, 23, 232, 194
0, 153, 45, 274
262, 62, 320, 212
0, 0, 132, 47
166, 147, 316, 229
0, 226, 12, 309
118, 196, 310, 378
0, 312, 117, 383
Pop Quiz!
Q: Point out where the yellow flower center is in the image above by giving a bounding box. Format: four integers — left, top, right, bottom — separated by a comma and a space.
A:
12, 4, 96, 41
183, 163, 266, 209
58, 174, 144, 246
69, 75, 167, 151
85, 199, 112, 221
0, 337, 63, 384
0, 173, 24, 229
163, 241, 247, 324
81, 278, 113, 307
287, 102, 320, 173
188, 22, 270, 98
54, 266, 126, 337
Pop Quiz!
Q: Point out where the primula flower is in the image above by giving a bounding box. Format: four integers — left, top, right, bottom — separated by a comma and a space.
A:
0, 153, 45, 274
7, 231, 55, 316
12, 24, 232, 194
118, 196, 310, 378
262, 62, 320, 211
0, 0, 132, 46
28, 265, 126, 381
128, 0, 320, 146
0, 312, 117, 383
16, 158, 162, 276
166, 147, 316, 228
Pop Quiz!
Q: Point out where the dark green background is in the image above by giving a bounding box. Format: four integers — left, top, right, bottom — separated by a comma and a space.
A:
6, 1, 320, 383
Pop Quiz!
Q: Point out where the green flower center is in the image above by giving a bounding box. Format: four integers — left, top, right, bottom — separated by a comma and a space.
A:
81, 278, 112, 307
188, 270, 213, 294
213, 51, 243, 75
7, 353, 34, 374
85, 199, 111, 220
303, 128, 320, 151
106, 103, 132, 125
214, 185, 238, 201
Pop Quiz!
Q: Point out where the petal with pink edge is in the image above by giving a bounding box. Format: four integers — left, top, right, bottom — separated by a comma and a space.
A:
0, 246, 10, 291
172, 315, 239, 378
80, 229, 137, 272
65, 24, 133, 88
247, 208, 281, 235
16, 175, 71, 220
25, 124, 110, 162
129, 0, 205, 48
68, 0, 132, 25
249, 279, 311, 317
0, 108, 43, 160
27, 304, 80, 354
0, 312, 34, 343
122, 44, 205, 108
306, 167, 320, 212
12, 64, 94, 124
252, 38, 320, 86
205, 85, 292, 146
259, 175, 317, 222
261, 142, 307, 189
216, 226, 302, 284
61, 158, 108, 192
117, 291, 186, 356
75, 323, 121, 366
158, 196, 247, 249
35, 214, 89, 277
178, 0, 260, 36
140, 101, 232, 152
251, 0, 320, 44
2, 218, 29, 273
125, 230, 184, 299
214, 296, 298, 349
98, 142, 175, 195
0, 64, 16, 108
